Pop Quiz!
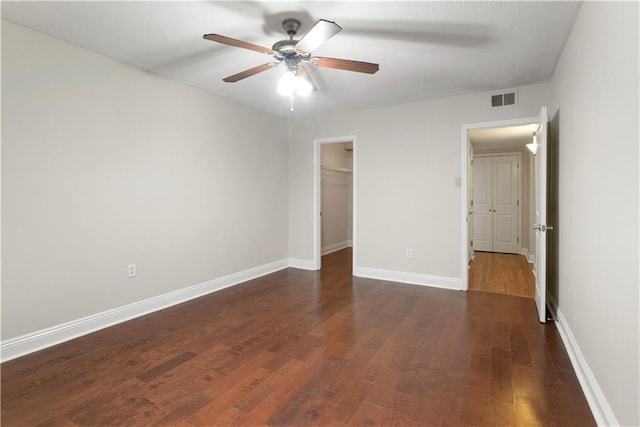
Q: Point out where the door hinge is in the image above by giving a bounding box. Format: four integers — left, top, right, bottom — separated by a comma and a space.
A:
471, 240, 473, 247
471, 159, 474, 166
471, 200, 474, 206
517, 200, 520, 206
517, 237, 520, 243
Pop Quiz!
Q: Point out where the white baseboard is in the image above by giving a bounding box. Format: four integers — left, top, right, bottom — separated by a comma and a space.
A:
519, 248, 535, 264
354, 266, 461, 291
288, 258, 316, 270
0, 258, 289, 363
322, 240, 350, 255
555, 309, 618, 426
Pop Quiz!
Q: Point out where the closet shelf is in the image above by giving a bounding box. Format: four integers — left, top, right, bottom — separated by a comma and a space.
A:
321, 165, 352, 173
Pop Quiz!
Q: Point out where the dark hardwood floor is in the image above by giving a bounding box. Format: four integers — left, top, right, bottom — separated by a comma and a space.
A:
1, 248, 594, 426
469, 251, 535, 298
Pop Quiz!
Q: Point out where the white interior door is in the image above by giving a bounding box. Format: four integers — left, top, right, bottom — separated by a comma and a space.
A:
472, 157, 492, 251
534, 107, 549, 323
492, 155, 519, 253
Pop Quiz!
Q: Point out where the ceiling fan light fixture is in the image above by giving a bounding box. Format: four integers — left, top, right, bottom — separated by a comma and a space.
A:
295, 75, 313, 96
276, 70, 296, 96
277, 70, 312, 97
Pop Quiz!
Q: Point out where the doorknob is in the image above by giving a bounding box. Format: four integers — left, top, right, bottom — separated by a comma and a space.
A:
533, 224, 554, 232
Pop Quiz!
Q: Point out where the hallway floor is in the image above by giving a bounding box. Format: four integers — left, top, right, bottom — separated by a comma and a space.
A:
469, 251, 535, 298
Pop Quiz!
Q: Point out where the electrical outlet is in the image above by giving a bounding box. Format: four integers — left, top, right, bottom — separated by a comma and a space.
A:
128, 264, 136, 278
406, 248, 412, 258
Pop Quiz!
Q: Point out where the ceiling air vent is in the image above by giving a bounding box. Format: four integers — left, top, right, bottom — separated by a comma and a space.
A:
490, 90, 518, 108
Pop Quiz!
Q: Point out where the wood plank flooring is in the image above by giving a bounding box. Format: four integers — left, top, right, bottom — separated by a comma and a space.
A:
468, 251, 535, 298
1, 249, 594, 426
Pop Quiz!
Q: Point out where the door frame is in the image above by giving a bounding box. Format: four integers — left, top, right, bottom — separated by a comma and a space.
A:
313, 135, 357, 271
473, 152, 523, 254
460, 117, 537, 291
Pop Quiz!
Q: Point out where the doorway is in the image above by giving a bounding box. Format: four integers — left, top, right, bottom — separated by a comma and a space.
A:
470, 141, 533, 298
462, 109, 551, 321
460, 118, 539, 294
313, 136, 357, 271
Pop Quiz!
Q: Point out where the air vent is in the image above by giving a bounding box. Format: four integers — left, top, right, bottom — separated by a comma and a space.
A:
490, 90, 518, 108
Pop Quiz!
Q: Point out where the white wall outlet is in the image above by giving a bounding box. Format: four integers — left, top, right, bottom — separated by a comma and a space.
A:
406, 248, 413, 258
128, 264, 136, 278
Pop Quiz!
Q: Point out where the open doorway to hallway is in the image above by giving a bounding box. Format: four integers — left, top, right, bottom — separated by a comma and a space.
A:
467, 123, 537, 298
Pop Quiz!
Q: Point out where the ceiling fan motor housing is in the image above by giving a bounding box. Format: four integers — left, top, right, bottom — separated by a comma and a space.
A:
273, 19, 310, 71
282, 18, 301, 37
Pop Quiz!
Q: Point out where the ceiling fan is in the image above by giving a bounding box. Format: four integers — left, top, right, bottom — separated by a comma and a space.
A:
203, 18, 379, 95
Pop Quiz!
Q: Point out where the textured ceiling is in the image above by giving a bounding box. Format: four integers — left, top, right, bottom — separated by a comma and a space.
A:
1, 1, 581, 118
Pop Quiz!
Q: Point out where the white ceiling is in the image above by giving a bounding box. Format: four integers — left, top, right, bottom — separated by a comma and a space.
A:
1, 1, 581, 118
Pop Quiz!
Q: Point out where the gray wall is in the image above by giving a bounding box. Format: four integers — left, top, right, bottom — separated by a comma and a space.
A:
550, 2, 639, 425
289, 83, 550, 279
2, 21, 289, 339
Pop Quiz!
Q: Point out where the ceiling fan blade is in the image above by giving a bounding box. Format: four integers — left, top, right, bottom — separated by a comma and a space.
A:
223, 62, 280, 82
311, 57, 379, 74
294, 19, 342, 54
203, 34, 275, 55
297, 66, 317, 93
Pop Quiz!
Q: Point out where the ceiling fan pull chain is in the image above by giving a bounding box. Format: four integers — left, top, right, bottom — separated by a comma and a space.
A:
290, 93, 295, 112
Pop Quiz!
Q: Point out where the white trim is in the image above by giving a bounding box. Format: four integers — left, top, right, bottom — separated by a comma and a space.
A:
555, 309, 619, 426
519, 247, 535, 264
322, 240, 351, 256
461, 116, 538, 291
0, 259, 289, 363
313, 135, 357, 272
288, 258, 316, 270
354, 266, 461, 291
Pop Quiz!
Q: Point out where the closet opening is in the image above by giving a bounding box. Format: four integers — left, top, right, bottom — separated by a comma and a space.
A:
313, 136, 357, 271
